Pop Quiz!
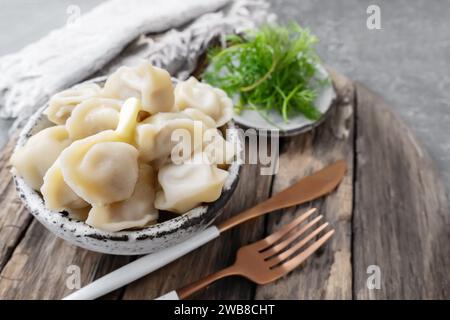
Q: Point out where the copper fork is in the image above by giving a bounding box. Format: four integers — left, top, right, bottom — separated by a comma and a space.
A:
157, 208, 334, 300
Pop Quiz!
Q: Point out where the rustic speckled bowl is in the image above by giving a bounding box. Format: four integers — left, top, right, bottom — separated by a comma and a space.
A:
12, 77, 243, 255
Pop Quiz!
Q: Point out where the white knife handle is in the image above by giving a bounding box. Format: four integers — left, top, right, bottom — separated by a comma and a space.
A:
155, 290, 180, 300
63, 226, 220, 300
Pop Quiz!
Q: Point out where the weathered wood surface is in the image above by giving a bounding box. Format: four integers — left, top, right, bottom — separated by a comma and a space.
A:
0, 72, 449, 299
0, 136, 33, 272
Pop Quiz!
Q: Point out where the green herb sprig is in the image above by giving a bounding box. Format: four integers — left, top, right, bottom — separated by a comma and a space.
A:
203, 22, 324, 122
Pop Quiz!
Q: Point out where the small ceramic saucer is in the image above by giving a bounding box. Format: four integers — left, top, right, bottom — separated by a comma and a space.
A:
232, 64, 336, 137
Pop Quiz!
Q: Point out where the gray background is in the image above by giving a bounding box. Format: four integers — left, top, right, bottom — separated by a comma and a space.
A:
0, 0, 449, 197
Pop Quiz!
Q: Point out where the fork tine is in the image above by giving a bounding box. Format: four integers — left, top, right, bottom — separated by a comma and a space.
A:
267, 223, 330, 266
261, 216, 324, 259
272, 230, 334, 272
253, 208, 317, 251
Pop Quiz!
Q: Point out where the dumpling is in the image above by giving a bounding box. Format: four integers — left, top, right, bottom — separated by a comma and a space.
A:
135, 113, 205, 164
155, 152, 229, 214
135, 113, 186, 163
114, 97, 143, 141
140, 112, 190, 126
60, 138, 139, 206
58, 98, 141, 205
103, 61, 174, 114
11, 126, 71, 190
45, 83, 102, 125
86, 164, 158, 232
174, 77, 233, 127
41, 161, 88, 211
66, 98, 122, 140
181, 108, 216, 128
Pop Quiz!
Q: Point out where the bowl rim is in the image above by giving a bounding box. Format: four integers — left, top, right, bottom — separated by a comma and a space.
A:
12, 77, 244, 243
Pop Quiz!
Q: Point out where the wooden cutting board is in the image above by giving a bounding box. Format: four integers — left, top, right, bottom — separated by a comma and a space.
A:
0, 71, 448, 299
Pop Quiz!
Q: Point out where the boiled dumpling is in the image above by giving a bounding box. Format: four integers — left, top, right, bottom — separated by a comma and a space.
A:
140, 112, 190, 126
103, 61, 174, 114
58, 98, 141, 205
66, 98, 122, 140
135, 113, 205, 163
174, 77, 233, 127
41, 161, 88, 212
135, 112, 187, 163
45, 83, 102, 125
155, 152, 229, 214
60, 139, 139, 206
11, 126, 71, 190
155, 119, 206, 165
181, 108, 216, 128
86, 164, 158, 232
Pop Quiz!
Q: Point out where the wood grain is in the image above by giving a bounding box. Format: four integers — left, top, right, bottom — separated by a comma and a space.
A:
0, 218, 131, 299
255, 70, 355, 299
352, 83, 450, 299
0, 72, 449, 299
0, 137, 33, 272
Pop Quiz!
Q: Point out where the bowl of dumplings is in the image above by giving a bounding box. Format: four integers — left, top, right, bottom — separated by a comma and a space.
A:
11, 61, 243, 255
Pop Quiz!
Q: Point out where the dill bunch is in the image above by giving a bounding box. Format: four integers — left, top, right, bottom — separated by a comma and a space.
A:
203, 22, 324, 122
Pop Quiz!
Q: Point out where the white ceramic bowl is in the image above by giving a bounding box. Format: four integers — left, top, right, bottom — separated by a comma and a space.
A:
12, 78, 243, 255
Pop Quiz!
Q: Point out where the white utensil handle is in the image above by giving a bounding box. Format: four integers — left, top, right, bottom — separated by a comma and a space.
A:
155, 290, 180, 300
63, 226, 220, 300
